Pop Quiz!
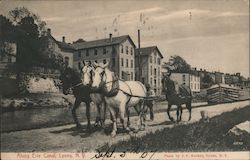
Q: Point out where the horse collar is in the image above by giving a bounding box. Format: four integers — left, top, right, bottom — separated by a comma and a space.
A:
101, 73, 119, 97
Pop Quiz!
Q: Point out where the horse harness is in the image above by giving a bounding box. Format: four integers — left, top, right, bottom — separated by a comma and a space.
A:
99, 69, 155, 106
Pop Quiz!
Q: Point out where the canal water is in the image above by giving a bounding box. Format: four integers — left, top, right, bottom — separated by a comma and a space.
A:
1, 103, 102, 132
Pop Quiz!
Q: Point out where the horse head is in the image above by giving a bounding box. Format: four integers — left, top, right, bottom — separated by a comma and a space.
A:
81, 61, 94, 86
92, 62, 110, 91
60, 67, 81, 95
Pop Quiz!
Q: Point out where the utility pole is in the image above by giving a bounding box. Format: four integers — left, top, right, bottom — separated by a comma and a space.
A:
138, 29, 141, 81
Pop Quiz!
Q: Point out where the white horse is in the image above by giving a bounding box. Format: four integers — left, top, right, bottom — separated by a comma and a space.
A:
92, 62, 147, 137
81, 63, 106, 128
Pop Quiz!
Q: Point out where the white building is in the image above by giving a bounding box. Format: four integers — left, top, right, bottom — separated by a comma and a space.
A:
170, 73, 201, 93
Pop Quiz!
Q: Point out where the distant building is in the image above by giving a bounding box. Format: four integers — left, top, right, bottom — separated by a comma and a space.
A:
41, 29, 75, 68
170, 72, 201, 94
214, 71, 225, 84
72, 34, 136, 80
135, 46, 164, 95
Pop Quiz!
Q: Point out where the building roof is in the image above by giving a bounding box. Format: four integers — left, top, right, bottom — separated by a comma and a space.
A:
71, 35, 136, 50
135, 46, 164, 58
56, 41, 75, 50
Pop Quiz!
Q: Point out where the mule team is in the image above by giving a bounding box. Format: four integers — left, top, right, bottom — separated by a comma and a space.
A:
60, 62, 192, 137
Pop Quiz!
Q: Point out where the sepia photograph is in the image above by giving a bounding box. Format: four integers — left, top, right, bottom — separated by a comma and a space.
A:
0, 0, 249, 160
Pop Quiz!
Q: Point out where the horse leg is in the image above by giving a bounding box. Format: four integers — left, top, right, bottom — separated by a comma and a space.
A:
167, 104, 174, 121
72, 99, 82, 129
126, 107, 131, 130
139, 100, 146, 130
176, 105, 181, 123
95, 104, 101, 127
109, 107, 117, 137
179, 105, 183, 121
85, 101, 91, 132
187, 101, 192, 121
119, 103, 126, 131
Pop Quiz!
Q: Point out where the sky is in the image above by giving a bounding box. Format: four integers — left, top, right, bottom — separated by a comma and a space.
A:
0, 0, 249, 77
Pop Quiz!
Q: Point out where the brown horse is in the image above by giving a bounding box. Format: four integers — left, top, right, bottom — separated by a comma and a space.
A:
60, 67, 102, 131
162, 73, 192, 122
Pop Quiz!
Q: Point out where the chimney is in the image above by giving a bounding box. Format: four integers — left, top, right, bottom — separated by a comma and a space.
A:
47, 28, 51, 35
109, 33, 112, 42
62, 36, 65, 43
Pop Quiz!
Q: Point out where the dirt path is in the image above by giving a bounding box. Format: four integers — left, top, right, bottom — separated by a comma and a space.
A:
1, 100, 249, 152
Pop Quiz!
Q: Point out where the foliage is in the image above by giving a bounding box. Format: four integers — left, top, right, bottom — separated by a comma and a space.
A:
201, 73, 215, 88
163, 55, 191, 73
1, 7, 65, 72
8, 7, 47, 36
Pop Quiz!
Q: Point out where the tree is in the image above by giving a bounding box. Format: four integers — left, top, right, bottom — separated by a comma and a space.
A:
8, 7, 46, 36
201, 74, 215, 88
163, 55, 191, 73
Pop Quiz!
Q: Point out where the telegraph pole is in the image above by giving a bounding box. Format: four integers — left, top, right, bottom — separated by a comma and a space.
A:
138, 29, 141, 81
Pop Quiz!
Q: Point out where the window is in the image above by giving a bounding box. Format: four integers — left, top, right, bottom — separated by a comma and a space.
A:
158, 67, 160, 76
126, 59, 128, 67
86, 50, 89, 57
103, 48, 106, 55
78, 51, 81, 58
150, 77, 153, 85
150, 56, 152, 63
150, 66, 153, 75
154, 68, 157, 77
182, 74, 186, 82
94, 49, 98, 56
154, 79, 157, 86
103, 59, 106, 64
131, 59, 133, 68
126, 46, 129, 54
154, 56, 156, 64
157, 58, 161, 65
121, 45, 124, 53
131, 48, 133, 55
191, 83, 193, 89
121, 58, 124, 66
131, 72, 133, 80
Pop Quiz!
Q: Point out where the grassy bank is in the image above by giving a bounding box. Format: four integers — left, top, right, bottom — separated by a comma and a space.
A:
99, 106, 250, 152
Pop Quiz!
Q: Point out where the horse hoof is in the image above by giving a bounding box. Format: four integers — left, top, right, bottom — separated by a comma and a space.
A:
169, 117, 174, 122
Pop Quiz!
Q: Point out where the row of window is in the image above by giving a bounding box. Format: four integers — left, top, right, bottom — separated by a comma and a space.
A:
191, 83, 200, 90
190, 76, 200, 82
77, 45, 134, 58
121, 58, 133, 68
150, 66, 161, 77
149, 55, 161, 65
150, 78, 161, 87
121, 45, 133, 55
78, 47, 116, 58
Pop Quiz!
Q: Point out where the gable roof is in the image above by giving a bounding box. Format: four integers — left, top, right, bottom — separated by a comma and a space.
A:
72, 35, 136, 50
40, 34, 75, 51
56, 41, 75, 50
135, 46, 164, 58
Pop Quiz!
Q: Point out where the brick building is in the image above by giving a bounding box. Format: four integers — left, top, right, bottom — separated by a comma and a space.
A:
72, 34, 136, 80
135, 46, 163, 95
